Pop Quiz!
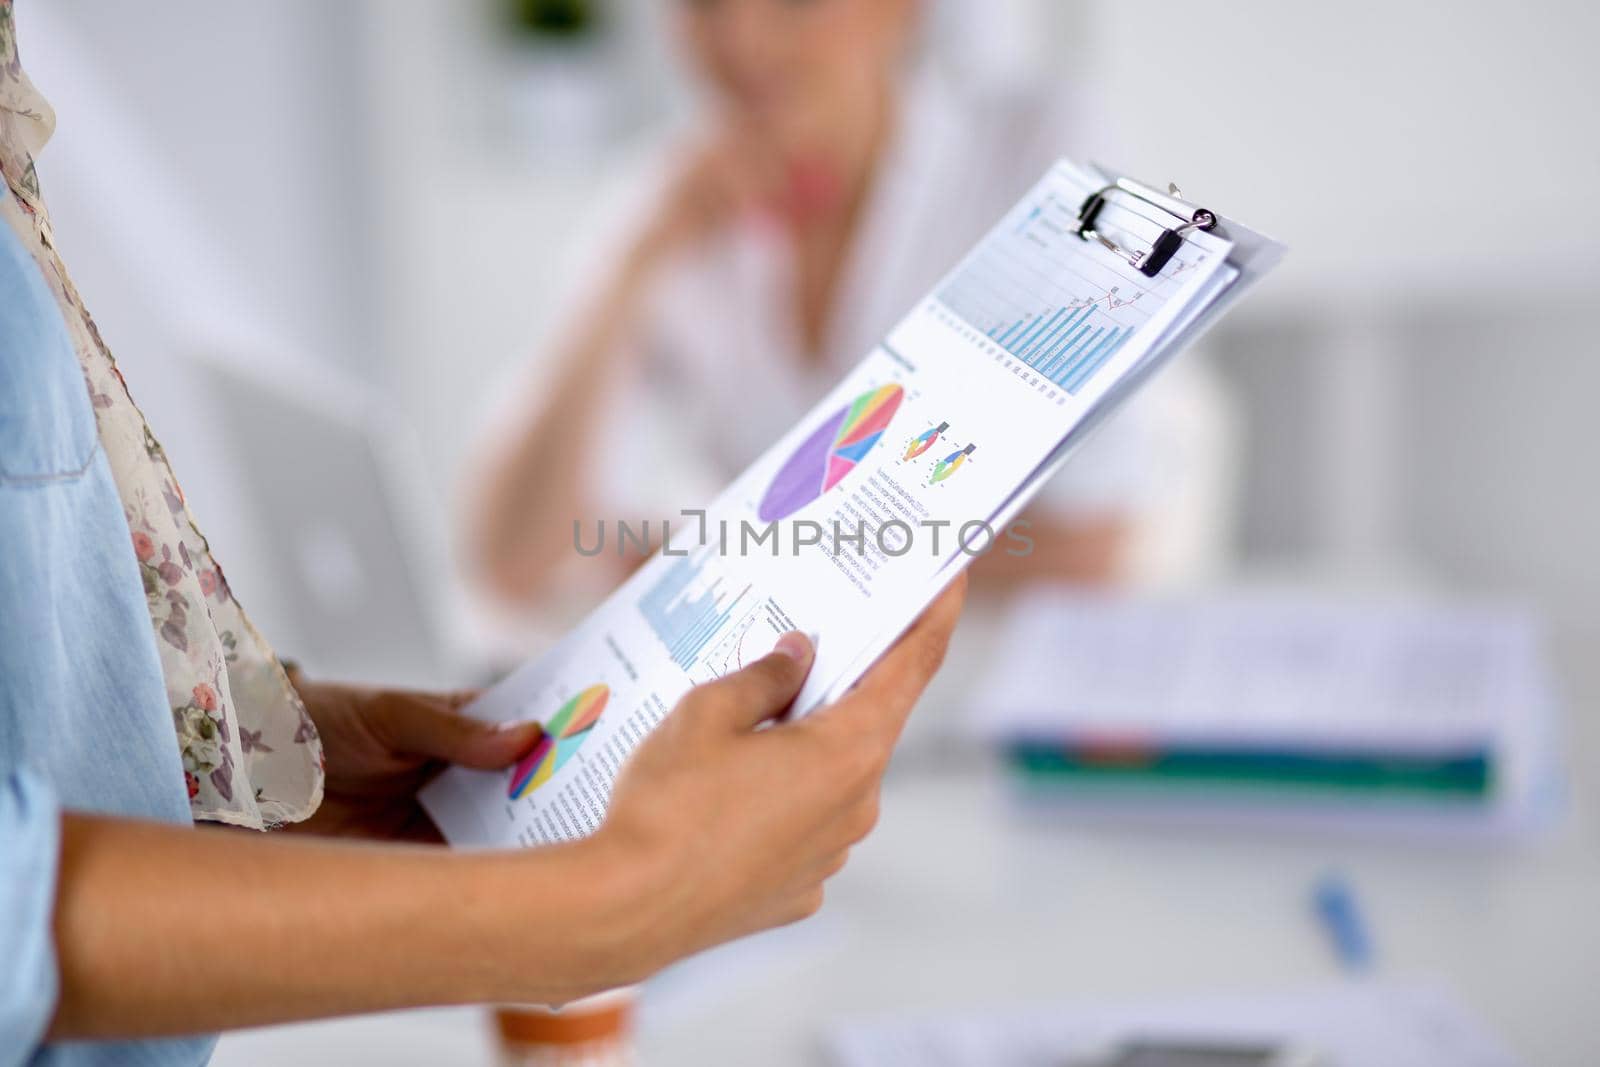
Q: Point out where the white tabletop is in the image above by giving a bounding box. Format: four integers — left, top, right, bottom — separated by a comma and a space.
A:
214, 631, 1600, 1067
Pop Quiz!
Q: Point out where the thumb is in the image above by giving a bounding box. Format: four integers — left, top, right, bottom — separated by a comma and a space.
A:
692, 631, 815, 732
379, 693, 545, 770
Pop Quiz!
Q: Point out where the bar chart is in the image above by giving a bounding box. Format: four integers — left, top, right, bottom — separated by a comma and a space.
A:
637, 551, 752, 671
982, 303, 1132, 394
936, 191, 1163, 395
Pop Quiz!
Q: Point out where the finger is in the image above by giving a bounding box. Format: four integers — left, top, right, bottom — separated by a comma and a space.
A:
376, 693, 545, 770
686, 631, 815, 733
819, 575, 966, 744
711, 124, 782, 213
733, 149, 784, 214
432, 689, 482, 713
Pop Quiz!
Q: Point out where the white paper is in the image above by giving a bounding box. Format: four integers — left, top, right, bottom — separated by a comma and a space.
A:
422, 161, 1275, 848
963, 588, 1566, 838
971, 590, 1552, 754
824, 984, 1524, 1067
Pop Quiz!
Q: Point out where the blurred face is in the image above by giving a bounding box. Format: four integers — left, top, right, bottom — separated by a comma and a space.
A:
673, 0, 918, 149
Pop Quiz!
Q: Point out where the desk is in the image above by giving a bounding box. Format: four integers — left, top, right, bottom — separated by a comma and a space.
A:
214, 636, 1600, 1066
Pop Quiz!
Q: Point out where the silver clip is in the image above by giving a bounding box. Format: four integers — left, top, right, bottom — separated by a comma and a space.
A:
1075, 179, 1216, 278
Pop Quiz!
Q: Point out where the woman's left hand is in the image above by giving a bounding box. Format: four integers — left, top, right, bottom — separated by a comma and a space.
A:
286, 676, 543, 842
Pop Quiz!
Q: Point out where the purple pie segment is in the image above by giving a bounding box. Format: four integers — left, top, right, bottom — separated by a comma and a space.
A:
758, 408, 847, 522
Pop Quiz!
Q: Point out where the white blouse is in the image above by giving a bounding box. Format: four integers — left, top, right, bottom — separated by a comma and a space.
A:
567, 78, 1238, 586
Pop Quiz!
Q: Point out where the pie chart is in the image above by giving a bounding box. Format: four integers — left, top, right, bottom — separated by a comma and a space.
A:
758, 384, 905, 522
930, 443, 976, 484
903, 421, 949, 461
508, 684, 610, 799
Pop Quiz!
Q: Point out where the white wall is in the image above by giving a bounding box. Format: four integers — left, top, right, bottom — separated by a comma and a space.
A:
19, 1, 376, 649
1083, 0, 1600, 298
26, 0, 377, 365
18, 0, 1600, 666
1081, 1, 1600, 644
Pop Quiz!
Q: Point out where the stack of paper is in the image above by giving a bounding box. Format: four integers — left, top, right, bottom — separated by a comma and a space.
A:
422, 162, 1283, 849
825, 984, 1523, 1067
969, 588, 1562, 832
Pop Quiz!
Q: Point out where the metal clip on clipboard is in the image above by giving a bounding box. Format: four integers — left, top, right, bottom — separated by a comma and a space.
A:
1075, 177, 1217, 278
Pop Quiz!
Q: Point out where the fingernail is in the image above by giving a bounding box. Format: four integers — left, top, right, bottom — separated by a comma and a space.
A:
774, 631, 812, 661
497, 719, 541, 735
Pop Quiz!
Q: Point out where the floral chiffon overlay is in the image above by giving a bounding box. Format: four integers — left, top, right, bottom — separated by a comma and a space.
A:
0, 1, 322, 828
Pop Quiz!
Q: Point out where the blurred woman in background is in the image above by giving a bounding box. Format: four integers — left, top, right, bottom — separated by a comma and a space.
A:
472, 0, 1237, 605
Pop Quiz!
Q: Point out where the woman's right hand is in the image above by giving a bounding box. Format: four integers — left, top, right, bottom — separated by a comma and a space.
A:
474, 129, 782, 604
583, 575, 966, 987
41, 580, 963, 1037
628, 129, 784, 272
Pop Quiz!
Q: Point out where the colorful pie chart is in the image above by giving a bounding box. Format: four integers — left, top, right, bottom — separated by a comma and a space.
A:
903, 421, 948, 461
930, 443, 976, 484
507, 684, 610, 799
758, 384, 905, 522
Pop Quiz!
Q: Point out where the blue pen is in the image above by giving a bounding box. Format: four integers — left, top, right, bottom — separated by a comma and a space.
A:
1312, 873, 1374, 973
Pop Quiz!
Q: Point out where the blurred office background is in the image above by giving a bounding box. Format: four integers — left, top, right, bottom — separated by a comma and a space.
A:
16, 1, 1600, 1064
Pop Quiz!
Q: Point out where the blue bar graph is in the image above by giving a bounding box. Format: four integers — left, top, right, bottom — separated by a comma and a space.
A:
637, 553, 750, 671
934, 187, 1176, 397
982, 303, 1132, 394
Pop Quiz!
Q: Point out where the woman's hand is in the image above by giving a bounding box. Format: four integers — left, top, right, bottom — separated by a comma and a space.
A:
287, 676, 543, 842
471, 125, 787, 606
46, 586, 965, 1038
629, 128, 784, 271
582, 575, 966, 987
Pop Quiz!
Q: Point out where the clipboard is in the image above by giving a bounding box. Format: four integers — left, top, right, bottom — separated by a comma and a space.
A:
817, 163, 1286, 705
1075, 166, 1286, 307
421, 156, 1288, 848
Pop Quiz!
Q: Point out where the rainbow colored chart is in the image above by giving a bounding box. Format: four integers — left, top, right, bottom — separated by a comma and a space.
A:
758, 384, 905, 521
930, 444, 976, 484
903, 421, 948, 461
507, 684, 610, 799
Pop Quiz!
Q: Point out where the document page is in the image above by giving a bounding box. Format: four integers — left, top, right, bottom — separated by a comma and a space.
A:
971, 590, 1546, 752
825, 984, 1523, 1067
422, 160, 1245, 847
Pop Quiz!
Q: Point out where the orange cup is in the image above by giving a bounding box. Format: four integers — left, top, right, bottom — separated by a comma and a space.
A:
491, 988, 636, 1067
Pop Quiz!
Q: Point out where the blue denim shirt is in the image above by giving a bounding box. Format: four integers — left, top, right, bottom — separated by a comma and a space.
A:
0, 222, 215, 1065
